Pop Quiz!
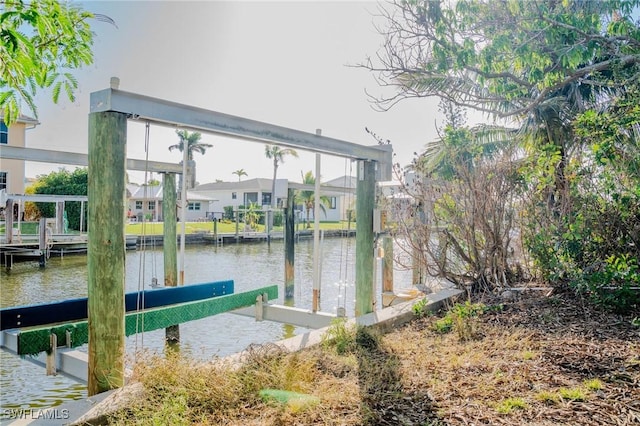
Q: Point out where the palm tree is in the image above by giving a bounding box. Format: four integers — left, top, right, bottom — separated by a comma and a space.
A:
264, 145, 298, 209
168, 130, 213, 189
296, 170, 331, 228
232, 169, 248, 182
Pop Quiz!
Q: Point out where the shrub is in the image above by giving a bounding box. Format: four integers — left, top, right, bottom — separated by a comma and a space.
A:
321, 318, 356, 355
412, 298, 431, 318
581, 254, 640, 314
431, 301, 485, 340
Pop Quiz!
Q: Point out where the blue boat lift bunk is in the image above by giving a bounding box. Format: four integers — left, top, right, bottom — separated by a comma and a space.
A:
0, 281, 276, 381
0, 279, 343, 382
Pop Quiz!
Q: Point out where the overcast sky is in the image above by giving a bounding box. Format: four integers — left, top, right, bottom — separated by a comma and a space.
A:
27, 1, 443, 185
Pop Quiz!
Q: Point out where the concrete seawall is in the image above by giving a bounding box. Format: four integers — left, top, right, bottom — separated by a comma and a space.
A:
135, 229, 357, 247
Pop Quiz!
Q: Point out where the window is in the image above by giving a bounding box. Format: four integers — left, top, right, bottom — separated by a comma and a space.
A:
330, 197, 337, 209
232, 192, 237, 200
244, 192, 258, 205
261, 192, 272, 206
135, 201, 143, 210
147, 201, 155, 210
188, 202, 201, 211
0, 122, 7, 145
0, 172, 6, 191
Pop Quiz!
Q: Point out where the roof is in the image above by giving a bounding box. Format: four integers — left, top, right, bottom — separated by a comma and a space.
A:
0, 114, 40, 126
128, 184, 217, 201
194, 178, 274, 191
323, 175, 357, 189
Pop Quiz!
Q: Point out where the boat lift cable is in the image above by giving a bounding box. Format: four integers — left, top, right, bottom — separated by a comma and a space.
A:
337, 158, 347, 313
346, 161, 355, 309
135, 121, 152, 352
337, 158, 353, 314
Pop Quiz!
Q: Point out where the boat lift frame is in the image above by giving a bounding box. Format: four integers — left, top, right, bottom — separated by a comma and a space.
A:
1, 82, 393, 395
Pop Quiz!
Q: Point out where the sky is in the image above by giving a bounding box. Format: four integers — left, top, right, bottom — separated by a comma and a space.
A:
26, 0, 443, 186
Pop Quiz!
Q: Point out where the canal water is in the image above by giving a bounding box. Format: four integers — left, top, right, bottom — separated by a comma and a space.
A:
0, 237, 414, 414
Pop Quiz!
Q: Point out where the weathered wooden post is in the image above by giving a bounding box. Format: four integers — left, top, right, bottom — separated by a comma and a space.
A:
87, 111, 127, 396
38, 217, 47, 268
412, 202, 427, 285
382, 235, 394, 293
235, 209, 240, 243
162, 173, 179, 345
355, 160, 375, 317
55, 201, 64, 233
5, 199, 14, 244
284, 188, 296, 299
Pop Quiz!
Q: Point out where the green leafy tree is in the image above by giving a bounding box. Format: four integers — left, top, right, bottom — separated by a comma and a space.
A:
369, 0, 639, 116
548, 82, 640, 312
296, 170, 330, 228
1, 0, 115, 124
29, 168, 88, 231
168, 130, 212, 189
368, 0, 640, 308
232, 169, 248, 182
367, 0, 640, 214
244, 202, 261, 231
264, 145, 298, 209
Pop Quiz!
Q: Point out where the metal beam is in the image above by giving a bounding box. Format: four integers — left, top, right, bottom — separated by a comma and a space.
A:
232, 304, 336, 329
90, 88, 393, 181
3, 193, 88, 202
0, 331, 89, 383
288, 182, 356, 194
0, 145, 184, 174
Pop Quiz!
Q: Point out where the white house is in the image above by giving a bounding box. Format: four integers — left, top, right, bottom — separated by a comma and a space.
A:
127, 184, 216, 222
193, 178, 275, 213
319, 175, 357, 222
193, 176, 354, 222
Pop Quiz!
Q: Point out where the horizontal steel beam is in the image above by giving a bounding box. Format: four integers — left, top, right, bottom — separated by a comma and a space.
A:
5, 193, 88, 202
288, 182, 356, 194
0, 145, 185, 174
90, 88, 393, 180
1, 329, 89, 383
232, 304, 337, 329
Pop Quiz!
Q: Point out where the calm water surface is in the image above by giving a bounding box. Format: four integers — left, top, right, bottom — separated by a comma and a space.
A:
0, 238, 413, 415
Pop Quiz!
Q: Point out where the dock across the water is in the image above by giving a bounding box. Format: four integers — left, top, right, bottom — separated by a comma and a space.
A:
0, 234, 138, 268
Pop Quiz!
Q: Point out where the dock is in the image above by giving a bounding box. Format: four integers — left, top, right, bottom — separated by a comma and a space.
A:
0, 234, 138, 268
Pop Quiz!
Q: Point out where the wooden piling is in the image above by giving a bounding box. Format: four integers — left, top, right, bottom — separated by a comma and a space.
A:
87, 111, 127, 396
412, 207, 427, 285
5, 199, 14, 244
38, 217, 47, 268
382, 235, 394, 293
56, 201, 64, 233
162, 173, 179, 345
355, 160, 375, 317
284, 188, 295, 299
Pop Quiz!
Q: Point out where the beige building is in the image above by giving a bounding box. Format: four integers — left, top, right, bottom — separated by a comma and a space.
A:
0, 115, 39, 194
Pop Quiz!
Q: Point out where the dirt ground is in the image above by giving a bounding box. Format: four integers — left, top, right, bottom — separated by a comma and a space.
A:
112, 288, 639, 425
374, 289, 640, 425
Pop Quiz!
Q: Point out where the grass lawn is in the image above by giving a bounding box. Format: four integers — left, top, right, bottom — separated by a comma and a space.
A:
124, 221, 352, 236
0, 222, 39, 234
2, 220, 352, 236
